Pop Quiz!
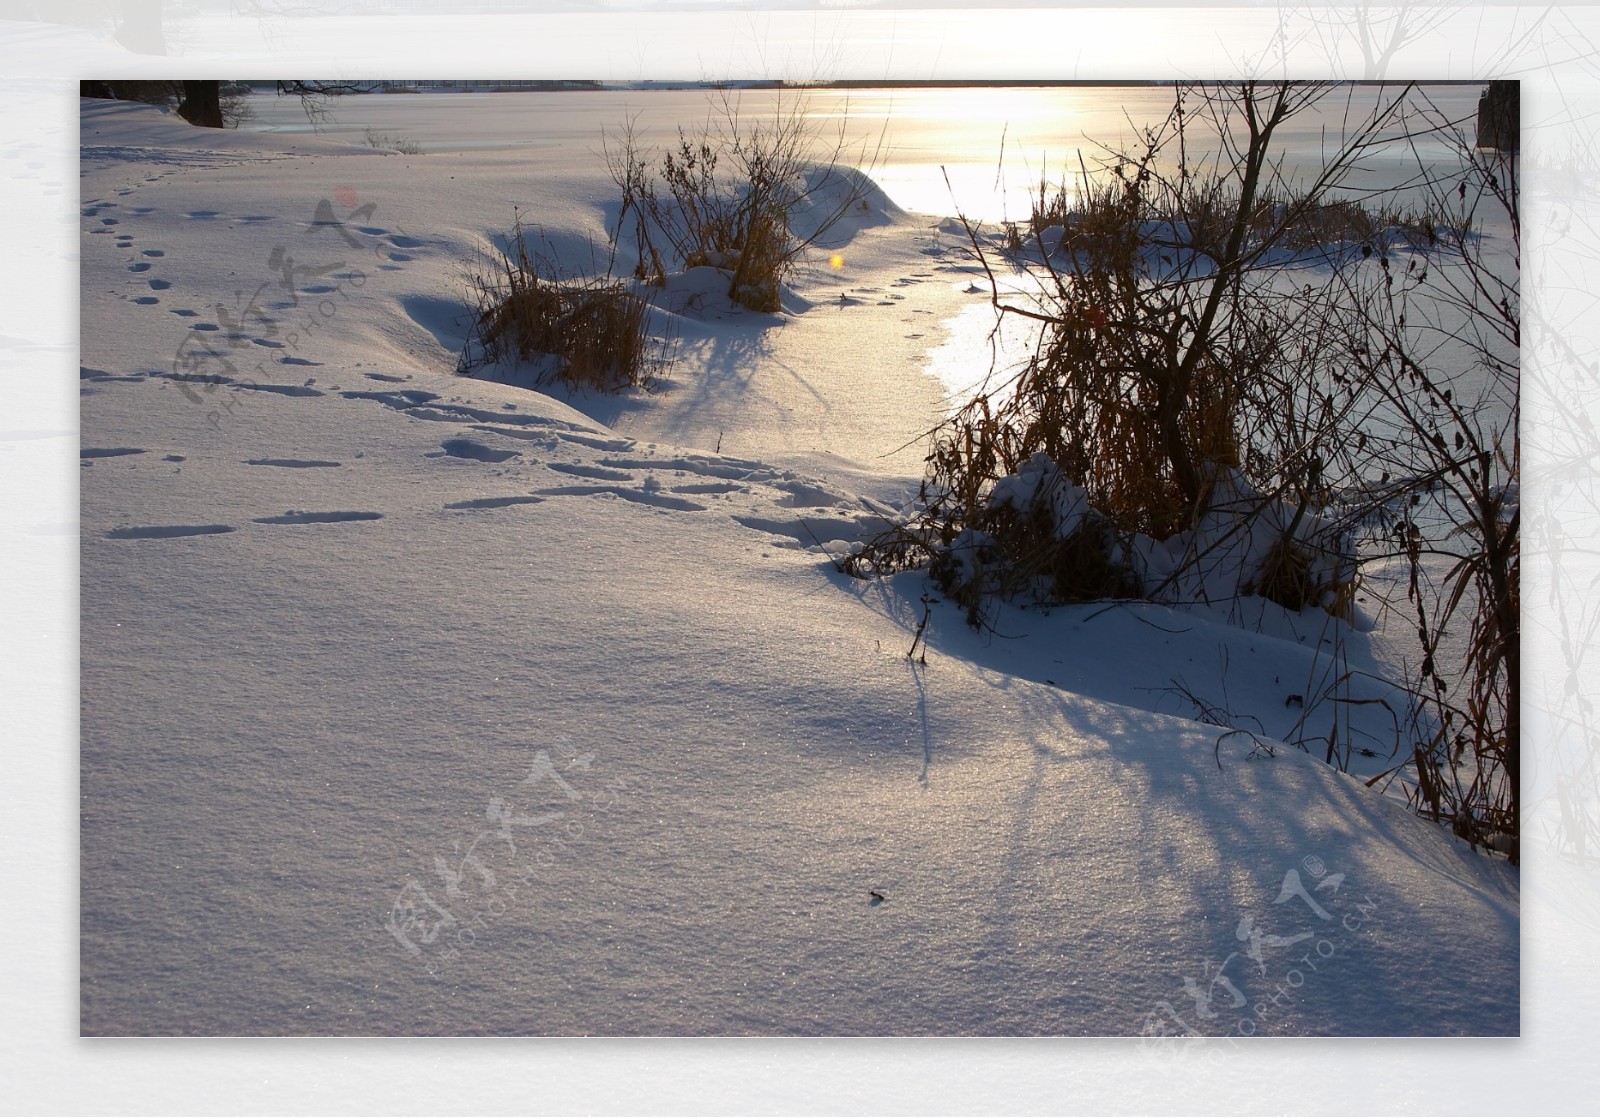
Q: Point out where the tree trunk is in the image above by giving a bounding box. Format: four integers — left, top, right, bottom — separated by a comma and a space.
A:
1476, 81, 1518, 152
177, 81, 224, 129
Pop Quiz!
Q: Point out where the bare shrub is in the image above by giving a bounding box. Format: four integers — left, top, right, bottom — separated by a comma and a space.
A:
855, 81, 1519, 858
1331, 93, 1520, 857
363, 127, 422, 155
605, 92, 883, 312
462, 216, 660, 394
858, 84, 1422, 628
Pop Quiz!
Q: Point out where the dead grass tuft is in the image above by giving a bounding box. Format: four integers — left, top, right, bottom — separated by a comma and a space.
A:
462, 216, 660, 393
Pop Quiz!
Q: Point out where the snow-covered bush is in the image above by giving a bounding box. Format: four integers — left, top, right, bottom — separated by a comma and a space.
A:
923, 452, 1141, 624
1127, 464, 1357, 616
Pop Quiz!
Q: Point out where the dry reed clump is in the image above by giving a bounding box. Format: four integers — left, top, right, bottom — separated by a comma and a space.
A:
608, 125, 802, 313
1247, 535, 1320, 612
462, 217, 657, 393
605, 94, 879, 314
1013, 176, 1452, 263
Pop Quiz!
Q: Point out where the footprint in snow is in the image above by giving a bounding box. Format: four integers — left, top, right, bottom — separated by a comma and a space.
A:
436, 437, 520, 464
128, 262, 151, 273
535, 484, 706, 513
244, 458, 342, 469
548, 461, 634, 482
234, 382, 324, 397
81, 447, 145, 458
253, 511, 383, 525
671, 481, 747, 495
106, 524, 235, 539
444, 495, 545, 511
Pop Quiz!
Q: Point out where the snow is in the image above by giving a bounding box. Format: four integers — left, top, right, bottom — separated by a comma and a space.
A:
71, 93, 1526, 1042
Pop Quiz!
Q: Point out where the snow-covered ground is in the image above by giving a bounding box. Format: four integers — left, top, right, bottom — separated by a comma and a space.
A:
74, 93, 1523, 1040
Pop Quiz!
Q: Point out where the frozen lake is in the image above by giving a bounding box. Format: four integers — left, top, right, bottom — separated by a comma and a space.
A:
245, 83, 1487, 223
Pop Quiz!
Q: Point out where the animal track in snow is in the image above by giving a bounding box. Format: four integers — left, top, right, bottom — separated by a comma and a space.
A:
342, 388, 439, 408
342, 389, 613, 445
733, 511, 892, 547
245, 458, 342, 469
106, 524, 235, 539
444, 495, 546, 511
769, 477, 852, 508
437, 437, 520, 463
670, 481, 747, 495
553, 431, 637, 452
81, 447, 145, 458
253, 511, 383, 525
233, 382, 324, 397
599, 455, 765, 482
534, 485, 707, 513
547, 462, 634, 482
